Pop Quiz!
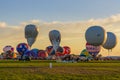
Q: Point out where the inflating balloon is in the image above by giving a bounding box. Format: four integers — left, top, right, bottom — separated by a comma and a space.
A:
85, 26, 106, 46
46, 46, 71, 56
16, 43, 29, 55
38, 50, 48, 59
25, 24, 39, 47
102, 32, 117, 51
56, 46, 65, 56
80, 49, 91, 57
63, 46, 71, 55
49, 30, 61, 52
23, 49, 39, 59
46, 46, 55, 55
57, 46, 64, 53
31, 48, 39, 58
86, 43, 101, 57
56, 46, 71, 56
24, 50, 32, 57
3, 45, 14, 53
3, 45, 14, 59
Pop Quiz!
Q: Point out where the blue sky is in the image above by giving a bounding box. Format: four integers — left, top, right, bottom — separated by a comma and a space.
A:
0, 0, 120, 25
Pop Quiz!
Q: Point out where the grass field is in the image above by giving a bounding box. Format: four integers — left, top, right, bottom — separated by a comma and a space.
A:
0, 60, 120, 80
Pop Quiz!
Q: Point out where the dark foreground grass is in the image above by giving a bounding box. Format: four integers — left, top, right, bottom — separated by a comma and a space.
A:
0, 60, 120, 80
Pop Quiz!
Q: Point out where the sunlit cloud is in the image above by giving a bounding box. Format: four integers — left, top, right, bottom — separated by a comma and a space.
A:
0, 22, 7, 28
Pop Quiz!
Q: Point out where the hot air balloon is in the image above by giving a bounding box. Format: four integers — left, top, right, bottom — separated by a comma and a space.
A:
24, 50, 32, 57
57, 46, 71, 54
22, 50, 32, 61
56, 46, 71, 56
102, 32, 117, 51
86, 43, 101, 57
46, 46, 71, 56
25, 24, 39, 47
16, 43, 29, 59
56, 46, 65, 56
49, 30, 61, 53
85, 26, 106, 46
3, 45, 14, 53
38, 50, 48, 59
80, 49, 92, 61
3, 45, 14, 59
31, 48, 39, 59
80, 49, 91, 57
46, 46, 55, 55
24, 49, 38, 60
63, 46, 71, 55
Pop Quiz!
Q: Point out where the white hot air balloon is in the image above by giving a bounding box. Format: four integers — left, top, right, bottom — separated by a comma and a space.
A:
85, 26, 106, 46
102, 32, 117, 51
49, 30, 61, 53
25, 24, 39, 47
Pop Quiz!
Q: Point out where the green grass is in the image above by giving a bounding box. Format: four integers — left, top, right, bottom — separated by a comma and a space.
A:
0, 60, 120, 80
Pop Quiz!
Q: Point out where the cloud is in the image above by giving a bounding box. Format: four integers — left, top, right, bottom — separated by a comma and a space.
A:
0, 22, 7, 28
30, 20, 40, 23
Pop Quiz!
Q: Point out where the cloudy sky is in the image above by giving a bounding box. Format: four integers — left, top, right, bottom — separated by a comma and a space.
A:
0, 0, 120, 56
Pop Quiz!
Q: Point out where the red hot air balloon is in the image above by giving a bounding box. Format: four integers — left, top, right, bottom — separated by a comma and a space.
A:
86, 43, 101, 57
56, 46, 65, 56
63, 46, 71, 55
46, 46, 71, 57
38, 50, 48, 59
56, 46, 71, 56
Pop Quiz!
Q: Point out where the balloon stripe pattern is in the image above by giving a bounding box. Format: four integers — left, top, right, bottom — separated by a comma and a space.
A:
86, 43, 101, 56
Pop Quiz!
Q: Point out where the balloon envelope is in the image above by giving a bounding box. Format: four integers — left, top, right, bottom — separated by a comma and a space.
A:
46, 46, 55, 55
3, 45, 14, 59
56, 46, 71, 56
63, 46, 71, 55
85, 26, 106, 46
24, 50, 32, 57
80, 49, 91, 57
102, 32, 117, 50
31, 48, 39, 58
38, 50, 48, 59
16, 43, 29, 55
86, 43, 101, 57
3, 45, 14, 53
49, 30, 61, 52
56, 46, 65, 56
25, 24, 39, 47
